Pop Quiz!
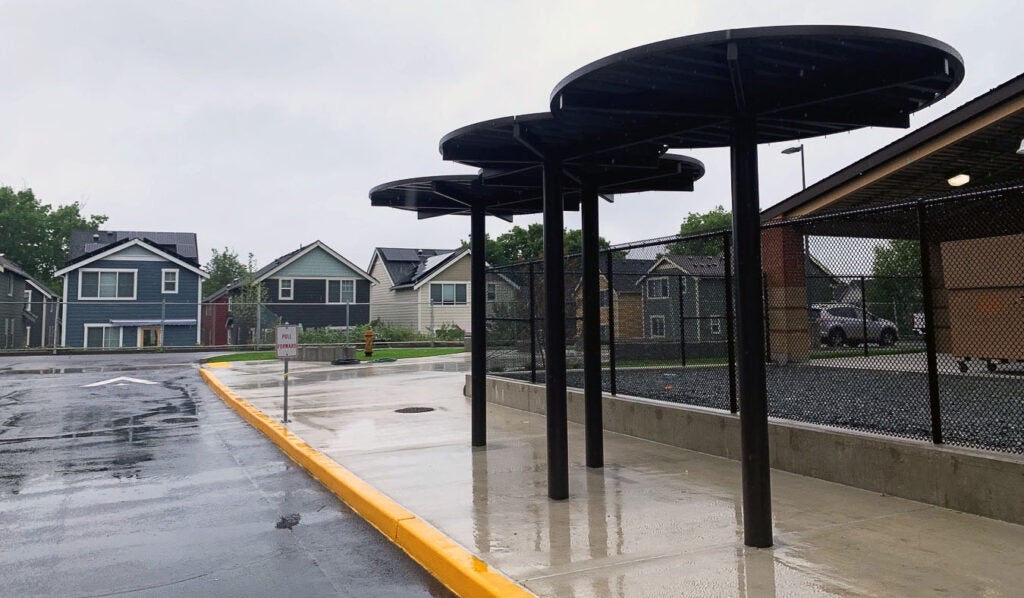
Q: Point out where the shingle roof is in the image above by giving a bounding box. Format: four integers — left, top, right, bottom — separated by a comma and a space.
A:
69, 230, 199, 263
374, 247, 460, 288
652, 255, 727, 278
0, 254, 58, 297
601, 258, 655, 292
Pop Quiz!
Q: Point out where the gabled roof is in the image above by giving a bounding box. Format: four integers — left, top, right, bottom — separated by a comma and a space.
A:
762, 72, 1024, 220
0, 254, 58, 298
641, 255, 726, 282
203, 240, 376, 300
255, 240, 376, 284
54, 238, 209, 278
70, 230, 199, 263
370, 247, 465, 290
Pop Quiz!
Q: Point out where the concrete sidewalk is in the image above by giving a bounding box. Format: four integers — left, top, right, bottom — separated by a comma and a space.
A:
208, 355, 1024, 597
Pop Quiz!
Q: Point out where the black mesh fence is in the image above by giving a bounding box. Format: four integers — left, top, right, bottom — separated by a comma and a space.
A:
486, 181, 1024, 454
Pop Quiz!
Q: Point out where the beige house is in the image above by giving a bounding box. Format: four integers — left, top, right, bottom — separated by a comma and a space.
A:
368, 247, 517, 334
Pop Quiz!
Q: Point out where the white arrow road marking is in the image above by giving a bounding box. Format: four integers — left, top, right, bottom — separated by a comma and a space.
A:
83, 376, 160, 388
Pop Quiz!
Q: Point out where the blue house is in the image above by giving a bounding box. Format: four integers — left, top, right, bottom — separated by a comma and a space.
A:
204, 240, 376, 344
55, 230, 209, 348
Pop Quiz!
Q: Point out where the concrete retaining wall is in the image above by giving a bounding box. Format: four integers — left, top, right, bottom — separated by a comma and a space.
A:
469, 374, 1024, 526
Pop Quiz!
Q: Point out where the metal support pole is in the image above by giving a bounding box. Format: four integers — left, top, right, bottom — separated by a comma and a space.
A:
283, 358, 290, 423
581, 178, 603, 469
860, 276, 869, 357
529, 262, 537, 384
724, 233, 737, 413
678, 274, 687, 367
471, 201, 487, 447
52, 300, 60, 355
606, 249, 617, 396
731, 114, 773, 548
918, 201, 943, 444
543, 156, 569, 500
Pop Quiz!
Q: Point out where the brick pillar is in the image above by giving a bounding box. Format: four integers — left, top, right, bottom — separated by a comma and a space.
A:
761, 226, 810, 363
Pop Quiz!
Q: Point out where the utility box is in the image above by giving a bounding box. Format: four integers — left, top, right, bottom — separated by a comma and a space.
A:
942, 233, 1024, 368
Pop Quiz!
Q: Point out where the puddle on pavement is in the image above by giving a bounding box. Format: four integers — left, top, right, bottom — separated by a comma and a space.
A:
0, 364, 195, 376
234, 360, 469, 389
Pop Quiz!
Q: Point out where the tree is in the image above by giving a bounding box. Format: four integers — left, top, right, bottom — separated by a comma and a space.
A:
666, 205, 732, 255
462, 223, 610, 266
0, 186, 107, 289
867, 239, 922, 329
203, 247, 249, 296
230, 253, 269, 345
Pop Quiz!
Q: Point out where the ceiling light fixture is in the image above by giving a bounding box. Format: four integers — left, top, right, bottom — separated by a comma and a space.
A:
947, 173, 970, 187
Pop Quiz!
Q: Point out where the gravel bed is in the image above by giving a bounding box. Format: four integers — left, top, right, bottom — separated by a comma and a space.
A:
497, 364, 1024, 454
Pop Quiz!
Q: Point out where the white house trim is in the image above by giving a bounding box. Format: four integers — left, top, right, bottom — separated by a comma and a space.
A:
77, 268, 138, 301
196, 278, 202, 345
83, 323, 124, 349
54, 238, 209, 279
161, 268, 179, 294
61, 274, 68, 347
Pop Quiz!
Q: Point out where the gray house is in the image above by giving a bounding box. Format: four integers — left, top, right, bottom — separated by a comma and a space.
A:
0, 254, 58, 349
638, 254, 728, 349
55, 230, 209, 348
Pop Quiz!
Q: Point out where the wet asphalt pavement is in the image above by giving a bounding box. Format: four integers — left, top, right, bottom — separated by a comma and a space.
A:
0, 353, 451, 598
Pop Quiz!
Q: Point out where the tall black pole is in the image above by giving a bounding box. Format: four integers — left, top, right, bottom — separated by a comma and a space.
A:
529, 261, 537, 384
543, 157, 569, 500
918, 201, 943, 445
731, 114, 773, 548
471, 201, 487, 447
581, 179, 603, 469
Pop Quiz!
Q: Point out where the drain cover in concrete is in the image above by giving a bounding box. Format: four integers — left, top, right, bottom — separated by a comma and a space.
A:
395, 407, 435, 414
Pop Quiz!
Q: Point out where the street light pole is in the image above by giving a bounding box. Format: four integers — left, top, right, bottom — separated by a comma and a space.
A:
781, 144, 806, 190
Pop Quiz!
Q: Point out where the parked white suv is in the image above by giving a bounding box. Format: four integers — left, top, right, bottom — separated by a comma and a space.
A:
810, 303, 899, 347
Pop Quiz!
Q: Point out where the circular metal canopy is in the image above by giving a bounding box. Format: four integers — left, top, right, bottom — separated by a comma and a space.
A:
550, 25, 965, 149
371, 153, 705, 220
440, 112, 672, 170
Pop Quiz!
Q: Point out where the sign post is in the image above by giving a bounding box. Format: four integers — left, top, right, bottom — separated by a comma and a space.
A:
275, 324, 298, 423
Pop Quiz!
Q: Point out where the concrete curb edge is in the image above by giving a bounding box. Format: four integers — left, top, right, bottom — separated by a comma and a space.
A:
198, 367, 533, 598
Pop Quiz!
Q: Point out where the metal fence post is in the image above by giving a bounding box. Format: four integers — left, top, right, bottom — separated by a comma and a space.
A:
860, 276, 869, 357
678, 274, 687, 367
724, 233, 738, 413
529, 262, 537, 384
762, 272, 771, 363
606, 249, 617, 396
918, 201, 943, 444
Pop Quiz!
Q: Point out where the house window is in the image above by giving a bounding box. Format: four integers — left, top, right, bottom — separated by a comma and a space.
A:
162, 269, 179, 294
680, 277, 687, 294
7, 276, 14, 296
80, 270, 136, 300
430, 283, 467, 305
710, 316, 722, 335
85, 325, 123, 348
650, 315, 666, 337
647, 277, 669, 298
327, 280, 355, 304
24, 289, 32, 312
486, 283, 497, 302
279, 279, 293, 300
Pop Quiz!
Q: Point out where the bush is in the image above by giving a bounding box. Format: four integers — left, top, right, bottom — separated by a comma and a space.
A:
434, 323, 465, 341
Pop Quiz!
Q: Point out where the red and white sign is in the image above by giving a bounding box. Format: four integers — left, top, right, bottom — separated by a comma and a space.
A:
275, 325, 298, 359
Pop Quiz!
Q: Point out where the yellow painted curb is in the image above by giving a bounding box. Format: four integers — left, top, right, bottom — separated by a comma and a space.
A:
203, 362, 232, 368
199, 366, 533, 598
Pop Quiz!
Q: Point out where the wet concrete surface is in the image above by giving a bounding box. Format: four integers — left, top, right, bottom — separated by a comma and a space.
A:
215, 355, 1024, 597
0, 353, 451, 597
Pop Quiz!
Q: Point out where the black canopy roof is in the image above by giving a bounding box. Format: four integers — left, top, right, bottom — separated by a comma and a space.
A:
549, 26, 965, 151
440, 112, 671, 170
372, 153, 704, 221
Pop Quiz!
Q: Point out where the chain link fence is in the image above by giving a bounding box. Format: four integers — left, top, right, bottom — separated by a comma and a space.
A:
486, 181, 1024, 454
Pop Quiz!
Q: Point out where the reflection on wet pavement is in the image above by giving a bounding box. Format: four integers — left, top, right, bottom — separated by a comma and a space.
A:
216, 355, 1024, 597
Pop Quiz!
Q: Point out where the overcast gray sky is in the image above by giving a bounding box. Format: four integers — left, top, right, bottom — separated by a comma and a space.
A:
1, 1, 1021, 273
